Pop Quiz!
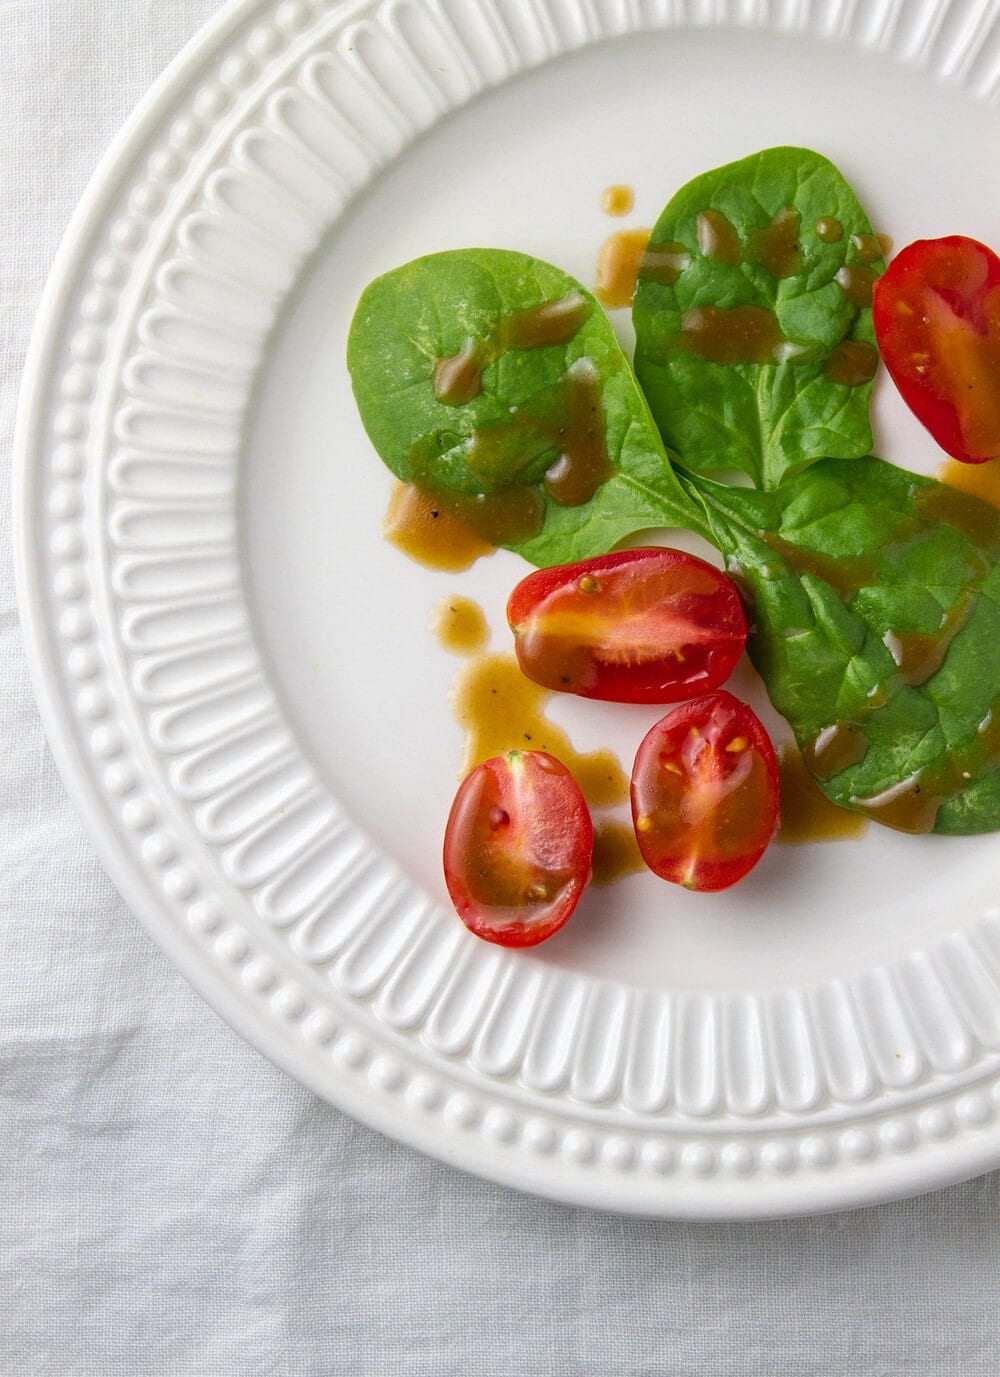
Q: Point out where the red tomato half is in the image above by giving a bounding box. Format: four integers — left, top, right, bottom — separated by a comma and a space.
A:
507, 547, 747, 703
443, 750, 593, 947
873, 235, 1000, 463
630, 691, 779, 892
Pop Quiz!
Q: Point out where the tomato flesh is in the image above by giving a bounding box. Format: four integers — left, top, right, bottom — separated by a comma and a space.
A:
443, 750, 593, 946
630, 691, 779, 892
873, 235, 1000, 463
507, 547, 747, 703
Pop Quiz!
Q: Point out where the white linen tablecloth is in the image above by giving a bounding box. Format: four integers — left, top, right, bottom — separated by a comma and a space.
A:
2, 4, 998, 1373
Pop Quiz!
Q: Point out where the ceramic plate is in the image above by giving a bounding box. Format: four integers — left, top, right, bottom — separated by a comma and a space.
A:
16, 0, 1000, 1218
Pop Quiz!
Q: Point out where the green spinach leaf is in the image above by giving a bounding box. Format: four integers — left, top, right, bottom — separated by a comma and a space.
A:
633, 147, 885, 490
347, 249, 712, 563
688, 458, 1000, 834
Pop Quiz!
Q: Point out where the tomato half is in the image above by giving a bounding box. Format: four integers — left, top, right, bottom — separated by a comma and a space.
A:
443, 750, 593, 946
872, 235, 1000, 463
506, 547, 747, 703
630, 691, 779, 892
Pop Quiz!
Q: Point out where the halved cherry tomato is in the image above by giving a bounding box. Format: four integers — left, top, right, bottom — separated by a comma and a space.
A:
630, 691, 779, 892
443, 750, 593, 947
506, 547, 747, 703
873, 235, 1000, 463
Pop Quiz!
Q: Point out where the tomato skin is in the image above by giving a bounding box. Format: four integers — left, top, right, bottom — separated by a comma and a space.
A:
630, 691, 779, 892
873, 236, 1000, 464
443, 750, 593, 947
506, 547, 747, 704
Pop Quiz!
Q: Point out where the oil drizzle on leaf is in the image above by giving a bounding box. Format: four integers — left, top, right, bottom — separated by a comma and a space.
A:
938, 456, 1000, 512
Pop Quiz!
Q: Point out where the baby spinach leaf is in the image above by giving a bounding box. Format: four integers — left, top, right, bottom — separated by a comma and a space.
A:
633, 147, 885, 490
347, 249, 712, 564
689, 457, 1000, 833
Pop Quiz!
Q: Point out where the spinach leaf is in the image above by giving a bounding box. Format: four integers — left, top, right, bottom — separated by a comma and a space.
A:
347, 249, 712, 564
633, 147, 885, 490
688, 458, 1000, 834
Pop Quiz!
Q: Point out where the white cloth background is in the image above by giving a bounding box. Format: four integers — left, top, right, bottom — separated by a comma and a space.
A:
2, 3, 998, 1374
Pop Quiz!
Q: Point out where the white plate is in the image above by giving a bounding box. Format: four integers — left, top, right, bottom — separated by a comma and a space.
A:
15, 0, 1000, 1218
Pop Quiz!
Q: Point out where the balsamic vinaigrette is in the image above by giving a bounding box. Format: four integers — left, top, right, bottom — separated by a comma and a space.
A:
432, 293, 591, 405
802, 722, 870, 782
849, 711, 1000, 835
696, 209, 742, 265
601, 184, 634, 217
834, 263, 878, 309
449, 649, 628, 810
422, 293, 616, 548
383, 480, 495, 571
645, 206, 886, 379
595, 227, 652, 308
776, 745, 869, 844
433, 595, 489, 655
750, 207, 803, 279
938, 456, 1000, 512
884, 594, 975, 687
591, 820, 646, 884
824, 340, 878, 386
680, 305, 792, 367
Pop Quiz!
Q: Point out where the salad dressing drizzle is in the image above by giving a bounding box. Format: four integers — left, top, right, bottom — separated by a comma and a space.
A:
591, 819, 646, 883
433, 292, 592, 405
835, 263, 878, 308
850, 709, 1000, 834
434, 595, 489, 655
595, 227, 651, 307
776, 745, 868, 843
425, 293, 614, 546
679, 305, 790, 366
824, 340, 878, 386
883, 593, 975, 686
938, 456, 1000, 512
459, 360, 614, 521
665, 208, 882, 378
815, 216, 843, 243
696, 209, 742, 264
803, 721, 869, 781
450, 650, 628, 809
639, 240, 690, 286
851, 233, 884, 262
601, 184, 634, 217
383, 480, 496, 570
750, 208, 802, 279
